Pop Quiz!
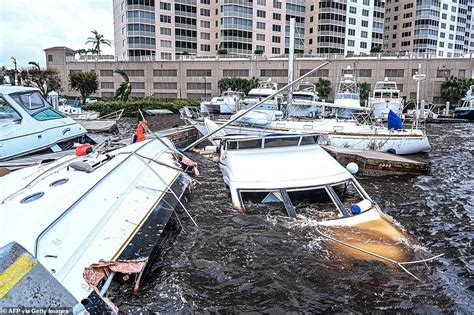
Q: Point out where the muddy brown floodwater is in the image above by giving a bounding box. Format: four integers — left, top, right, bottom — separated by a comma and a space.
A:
108, 117, 473, 313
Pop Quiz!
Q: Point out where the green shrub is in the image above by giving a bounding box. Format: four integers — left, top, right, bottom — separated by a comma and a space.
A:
84, 97, 200, 117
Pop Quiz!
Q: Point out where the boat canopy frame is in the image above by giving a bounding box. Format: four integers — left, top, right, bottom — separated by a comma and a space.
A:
220, 133, 320, 151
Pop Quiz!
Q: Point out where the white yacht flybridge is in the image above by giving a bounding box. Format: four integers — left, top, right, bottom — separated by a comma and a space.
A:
286, 83, 322, 117
369, 77, 404, 118
238, 79, 284, 111
333, 66, 366, 119
0, 86, 88, 160
200, 89, 244, 114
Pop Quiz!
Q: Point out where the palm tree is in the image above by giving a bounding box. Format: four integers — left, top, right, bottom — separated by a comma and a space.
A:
85, 30, 112, 55
114, 69, 132, 101
358, 82, 370, 106
441, 76, 468, 105
315, 78, 331, 99
28, 61, 41, 70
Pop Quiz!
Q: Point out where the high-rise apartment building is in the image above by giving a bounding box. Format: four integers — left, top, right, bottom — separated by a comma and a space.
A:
383, 0, 473, 57
113, 0, 385, 60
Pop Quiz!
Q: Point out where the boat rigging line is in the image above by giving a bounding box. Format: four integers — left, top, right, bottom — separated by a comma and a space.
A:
313, 226, 444, 282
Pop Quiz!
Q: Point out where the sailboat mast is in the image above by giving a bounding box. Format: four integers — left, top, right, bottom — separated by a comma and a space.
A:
287, 18, 296, 107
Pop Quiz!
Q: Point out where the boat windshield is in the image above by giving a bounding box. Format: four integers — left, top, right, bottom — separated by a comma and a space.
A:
225, 135, 319, 150
336, 93, 359, 100
0, 97, 22, 126
9, 91, 65, 121
239, 179, 369, 220
293, 94, 314, 101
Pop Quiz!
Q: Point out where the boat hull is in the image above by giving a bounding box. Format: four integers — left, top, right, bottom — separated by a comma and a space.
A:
454, 108, 474, 120
371, 100, 403, 118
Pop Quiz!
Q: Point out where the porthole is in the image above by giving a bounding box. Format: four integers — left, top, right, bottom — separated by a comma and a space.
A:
49, 178, 69, 187
20, 192, 44, 204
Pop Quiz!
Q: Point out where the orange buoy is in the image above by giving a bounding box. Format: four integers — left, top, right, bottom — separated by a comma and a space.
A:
76, 143, 93, 156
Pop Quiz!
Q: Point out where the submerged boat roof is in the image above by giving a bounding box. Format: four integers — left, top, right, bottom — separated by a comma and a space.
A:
223, 138, 351, 187
0, 85, 40, 95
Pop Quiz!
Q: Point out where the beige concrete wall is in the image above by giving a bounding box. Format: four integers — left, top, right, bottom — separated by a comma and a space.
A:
46, 48, 474, 105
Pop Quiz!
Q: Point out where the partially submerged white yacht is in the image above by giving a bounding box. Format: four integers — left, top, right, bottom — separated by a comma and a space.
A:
181, 108, 431, 155
286, 83, 322, 117
333, 66, 365, 119
238, 79, 284, 111
219, 133, 394, 225
200, 90, 244, 114
217, 133, 442, 269
369, 78, 404, 119
0, 86, 87, 160
0, 138, 195, 312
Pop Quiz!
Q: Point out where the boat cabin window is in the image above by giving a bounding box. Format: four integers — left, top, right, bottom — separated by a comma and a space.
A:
288, 187, 341, 220
225, 139, 262, 150
294, 94, 314, 101
382, 92, 392, 98
10, 91, 65, 121
392, 92, 399, 98
336, 94, 359, 100
374, 92, 382, 98
299, 135, 318, 145
0, 97, 22, 124
331, 180, 365, 212
264, 136, 300, 148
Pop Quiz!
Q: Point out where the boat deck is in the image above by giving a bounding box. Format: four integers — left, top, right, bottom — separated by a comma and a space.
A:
321, 145, 430, 176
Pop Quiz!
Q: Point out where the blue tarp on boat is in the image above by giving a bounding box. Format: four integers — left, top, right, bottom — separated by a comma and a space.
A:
387, 110, 402, 130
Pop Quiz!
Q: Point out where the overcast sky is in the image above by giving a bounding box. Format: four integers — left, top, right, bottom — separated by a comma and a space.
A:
0, 0, 114, 69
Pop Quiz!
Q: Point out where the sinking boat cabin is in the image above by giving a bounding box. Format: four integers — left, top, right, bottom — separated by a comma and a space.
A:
219, 133, 380, 226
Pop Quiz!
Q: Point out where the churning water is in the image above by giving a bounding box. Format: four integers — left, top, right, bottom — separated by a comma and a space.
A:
113, 122, 473, 313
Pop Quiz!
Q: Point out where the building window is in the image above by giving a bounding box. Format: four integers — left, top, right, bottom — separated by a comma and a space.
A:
256, 34, 265, 41
161, 40, 172, 48
362, 20, 368, 27
348, 29, 355, 36
349, 18, 356, 25
299, 69, 329, 77
223, 69, 250, 77
360, 42, 367, 48
272, 36, 281, 43
273, 13, 281, 20
362, 9, 369, 16
261, 69, 287, 77
257, 22, 265, 29
100, 70, 114, 77
154, 82, 177, 89
271, 47, 280, 54
200, 8, 210, 16
361, 31, 368, 38
153, 69, 177, 76
101, 82, 114, 89
272, 24, 281, 32
436, 69, 451, 78
187, 82, 211, 90
257, 10, 266, 18
358, 69, 372, 77
200, 44, 210, 51
154, 92, 177, 99
349, 7, 357, 14
273, 1, 281, 9
47, 55, 53, 62
201, 32, 210, 40
385, 69, 404, 77
348, 40, 355, 47
200, 20, 210, 28
160, 15, 171, 23
187, 69, 211, 77
160, 2, 171, 10
161, 52, 172, 60
256, 45, 265, 52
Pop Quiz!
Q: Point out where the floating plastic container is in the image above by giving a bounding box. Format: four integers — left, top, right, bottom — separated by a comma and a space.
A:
351, 199, 372, 215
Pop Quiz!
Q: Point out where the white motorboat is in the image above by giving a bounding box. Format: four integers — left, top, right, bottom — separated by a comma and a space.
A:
238, 79, 284, 111
217, 133, 443, 269
0, 86, 88, 160
333, 66, 366, 119
200, 90, 244, 114
218, 133, 397, 226
455, 85, 474, 120
0, 138, 195, 312
286, 83, 322, 117
181, 108, 431, 155
369, 78, 404, 119
59, 100, 99, 120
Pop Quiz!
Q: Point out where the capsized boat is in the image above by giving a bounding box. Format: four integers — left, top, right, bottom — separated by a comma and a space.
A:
0, 86, 88, 160
455, 85, 474, 120
217, 133, 442, 269
286, 82, 322, 118
0, 138, 195, 312
200, 89, 244, 114
238, 79, 284, 111
369, 77, 404, 119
